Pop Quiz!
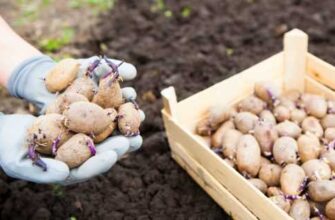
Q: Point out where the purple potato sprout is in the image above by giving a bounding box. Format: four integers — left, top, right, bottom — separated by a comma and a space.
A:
28, 144, 47, 171
87, 140, 96, 156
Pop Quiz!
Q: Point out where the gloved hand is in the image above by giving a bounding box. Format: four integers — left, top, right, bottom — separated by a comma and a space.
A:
5, 55, 144, 184
8, 55, 138, 112
0, 114, 138, 184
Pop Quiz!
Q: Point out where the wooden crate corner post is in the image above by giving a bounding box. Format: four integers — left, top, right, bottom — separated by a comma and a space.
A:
161, 86, 178, 120
283, 29, 308, 92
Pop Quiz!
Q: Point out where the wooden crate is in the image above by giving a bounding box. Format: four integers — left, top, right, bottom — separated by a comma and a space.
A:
161, 29, 335, 220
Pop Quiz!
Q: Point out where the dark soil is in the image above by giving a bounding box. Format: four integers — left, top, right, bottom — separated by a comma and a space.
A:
2, 0, 335, 219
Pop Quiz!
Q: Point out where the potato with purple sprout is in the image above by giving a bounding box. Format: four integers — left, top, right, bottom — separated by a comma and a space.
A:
55, 134, 96, 168
25, 57, 143, 173
194, 79, 335, 218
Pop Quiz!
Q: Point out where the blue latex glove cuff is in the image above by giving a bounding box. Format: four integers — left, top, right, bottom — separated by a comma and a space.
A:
8, 55, 56, 111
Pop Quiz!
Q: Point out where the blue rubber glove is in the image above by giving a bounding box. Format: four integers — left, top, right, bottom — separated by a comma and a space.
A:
5, 55, 144, 184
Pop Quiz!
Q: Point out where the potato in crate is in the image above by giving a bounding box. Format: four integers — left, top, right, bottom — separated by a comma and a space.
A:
161, 29, 335, 220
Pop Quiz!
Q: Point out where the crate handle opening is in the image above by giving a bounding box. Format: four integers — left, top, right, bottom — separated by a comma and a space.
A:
283, 29, 308, 92
161, 86, 178, 120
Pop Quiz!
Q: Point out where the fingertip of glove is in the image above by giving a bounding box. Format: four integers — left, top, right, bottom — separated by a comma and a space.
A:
128, 135, 143, 152
122, 87, 137, 101
96, 136, 130, 158
42, 158, 70, 181
119, 63, 137, 81
139, 110, 145, 122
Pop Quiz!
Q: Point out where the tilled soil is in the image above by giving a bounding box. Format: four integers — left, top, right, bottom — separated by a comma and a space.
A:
1, 0, 335, 219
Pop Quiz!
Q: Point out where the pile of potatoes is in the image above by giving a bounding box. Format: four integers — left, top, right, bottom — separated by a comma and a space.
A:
27, 58, 141, 170
196, 81, 335, 220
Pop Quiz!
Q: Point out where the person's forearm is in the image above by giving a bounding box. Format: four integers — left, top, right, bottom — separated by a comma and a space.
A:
0, 16, 42, 86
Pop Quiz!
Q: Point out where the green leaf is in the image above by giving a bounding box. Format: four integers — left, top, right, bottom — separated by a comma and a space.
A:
164, 10, 173, 18
181, 6, 191, 18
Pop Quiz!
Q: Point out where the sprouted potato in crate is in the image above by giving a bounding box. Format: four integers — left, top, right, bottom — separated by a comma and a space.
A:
195, 80, 335, 219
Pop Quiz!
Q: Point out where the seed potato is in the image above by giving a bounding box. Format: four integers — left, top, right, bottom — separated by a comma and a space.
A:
297, 133, 321, 163
259, 110, 277, 126
273, 137, 298, 165
321, 114, 335, 129
46, 92, 89, 114
94, 108, 118, 143
45, 58, 79, 93
211, 120, 235, 148
259, 163, 282, 187
196, 117, 212, 136
289, 199, 310, 220
325, 198, 335, 220
267, 187, 283, 197
280, 164, 306, 195
27, 114, 72, 155
65, 76, 96, 101
55, 133, 93, 168
308, 180, 335, 202
118, 102, 141, 136
234, 112, 258, 134
324, 128, 335, 143
270, 195, 291, 213
301, 116, 323, 138
304, 94, 327, 118
221, 128, 242, 159
290, 108, 307, 124
328, 100, 335, 114
273, 105, 290, 122
196, 106, 231, 136
254, 81, 280, 104
321, 149, 335, 171
301, 159, 331, 181
238, 95, 266, 115
260, 156, 271, 166
93, 75, 124, 108
207, 105, 232, 129
276, 120, 302, 138
253, 121, 278, 156
236, 134, 261, 177
278, 97, 296, 111
248, 178, 267, 194
63, 101, 110, 135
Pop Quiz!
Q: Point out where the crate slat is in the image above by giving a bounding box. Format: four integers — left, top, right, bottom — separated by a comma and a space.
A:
305, 75, 335, 99
307, 53, 335, 91
170, 141, 257, 220
175, 52, 284, 131
162, 110, 291, 220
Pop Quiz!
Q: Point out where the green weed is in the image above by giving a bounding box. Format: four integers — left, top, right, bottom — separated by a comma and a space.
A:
14, 0, 53, 25
226, 48, 234, 56
150, 0, 173, 18
181, 6, 191, 18
39, 27, 75, 53
51, 184, 64, 197
68, 0, 116, 13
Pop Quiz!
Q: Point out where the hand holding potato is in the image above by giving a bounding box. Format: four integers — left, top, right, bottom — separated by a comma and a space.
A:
0, 114, 135, 184
8, 55, 138, 112
5, 55, 144, 184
